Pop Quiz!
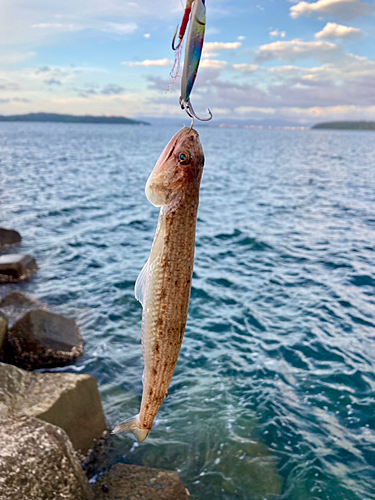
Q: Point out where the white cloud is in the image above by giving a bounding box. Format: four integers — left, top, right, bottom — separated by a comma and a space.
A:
314, 22, 361, 39
203, 42, 242, 53
202, 41, 242, 60
101, 22, 138, 35
302, 53, 375, 80
0, 52, 36, 64
290, 0, 373, 21
0, 0, 181, 45
266, 53, 375, 83
237, 36, 246, 41
125, 58, 171, 67
143, 33, 151, 39
235, 106, 276, 115
202, 52, 220, 59
268, 65, 302, 74
270, 29, 286, 38
31, 23, 82, 31
209, 107, 231, 115
232, 64, 259, 73
255, 39, 342, 62
0, 78, 19, 90
285, 105, 375, 118
200, 60, 228, 69
31, 21, 138, 36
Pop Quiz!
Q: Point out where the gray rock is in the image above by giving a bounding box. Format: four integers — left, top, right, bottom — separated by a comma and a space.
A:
0, 291, 42, 309
92, 464, 190, 500
0, 227, 21, 246
0, 292, 45, 328
0, 415, 93, 500
2, 309, 84, 370
0, 254, 38, 283
0, 313, 7, 353
0, 362, 107, 453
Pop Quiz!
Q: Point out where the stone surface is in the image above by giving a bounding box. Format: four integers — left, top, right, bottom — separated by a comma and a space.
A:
0, 292, 44, 328
0, 227, 21, 246
0, 291, 42, 309
0, 363, 106, 453
0, 362, 106, 453
2, 309, 84, 370
0, 254, 38, 283
0, 415, 93, 500
0, 312, 7, 353
92, 464, 190, 500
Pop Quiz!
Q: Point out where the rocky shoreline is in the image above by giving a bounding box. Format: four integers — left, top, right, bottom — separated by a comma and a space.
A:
0, 227, 190, 500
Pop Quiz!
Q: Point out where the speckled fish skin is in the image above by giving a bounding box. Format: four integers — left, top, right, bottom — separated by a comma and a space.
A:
113, 127, 204, 442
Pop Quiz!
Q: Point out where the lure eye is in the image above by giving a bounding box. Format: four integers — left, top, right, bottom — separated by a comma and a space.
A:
179, 151, 191, 165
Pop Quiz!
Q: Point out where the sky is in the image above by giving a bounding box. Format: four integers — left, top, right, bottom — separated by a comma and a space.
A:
0, 0, 375, 124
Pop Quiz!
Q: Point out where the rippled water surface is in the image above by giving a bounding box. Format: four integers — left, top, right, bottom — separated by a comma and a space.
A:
1, 122, 375, 500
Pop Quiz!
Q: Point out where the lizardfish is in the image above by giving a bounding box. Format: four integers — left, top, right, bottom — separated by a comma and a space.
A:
113, 127, 205, 442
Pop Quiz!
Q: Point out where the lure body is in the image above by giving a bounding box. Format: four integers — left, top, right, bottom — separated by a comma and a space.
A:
180, 0, 206, 104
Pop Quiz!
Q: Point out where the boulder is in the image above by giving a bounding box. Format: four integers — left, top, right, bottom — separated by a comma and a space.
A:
0, 415, 93, 500
0, 291, 42, 309
0, 362, 106, 453
0, 227, 21, 246
2, 309, 84, 370
92, 464, 190, 500
0, 291, 44, 328
0, 312, 7, 353
0, 254, 38, 283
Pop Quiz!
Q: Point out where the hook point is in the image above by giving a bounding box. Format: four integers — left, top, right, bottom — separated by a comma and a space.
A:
172, 25, 182, 50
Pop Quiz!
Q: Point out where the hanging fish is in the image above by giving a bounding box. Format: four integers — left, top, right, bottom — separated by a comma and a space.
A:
172, 0, 212, 122
113, 126, 205, 442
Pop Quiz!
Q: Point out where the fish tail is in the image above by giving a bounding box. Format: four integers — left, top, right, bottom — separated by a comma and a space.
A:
112, 414, 151, 443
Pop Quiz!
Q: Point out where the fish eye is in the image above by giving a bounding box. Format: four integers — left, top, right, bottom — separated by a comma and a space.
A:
178, 151, 191, 165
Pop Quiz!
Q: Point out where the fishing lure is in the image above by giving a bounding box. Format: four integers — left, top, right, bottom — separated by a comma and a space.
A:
172, 0, 212, 123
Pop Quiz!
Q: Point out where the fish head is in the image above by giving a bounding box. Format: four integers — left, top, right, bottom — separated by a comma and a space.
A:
145, 127, 204, 207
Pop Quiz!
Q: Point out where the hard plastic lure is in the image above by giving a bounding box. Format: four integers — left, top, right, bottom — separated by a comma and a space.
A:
172, 0, 212, 123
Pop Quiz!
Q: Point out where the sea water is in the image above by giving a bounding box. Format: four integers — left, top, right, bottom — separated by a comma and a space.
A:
1, 122, 374, 500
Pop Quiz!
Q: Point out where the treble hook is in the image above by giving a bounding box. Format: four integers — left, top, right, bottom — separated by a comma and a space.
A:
172, 0, 193, 51
189, 115, 195, 131
180, 97, 213, 123
172, 26, 183, 51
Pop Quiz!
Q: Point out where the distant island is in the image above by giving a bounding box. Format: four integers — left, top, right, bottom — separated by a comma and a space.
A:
312, 121, 375, 131
0, 112, 150, 126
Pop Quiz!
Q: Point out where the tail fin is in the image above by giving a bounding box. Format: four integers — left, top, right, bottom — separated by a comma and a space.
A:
112, 414, 151, 443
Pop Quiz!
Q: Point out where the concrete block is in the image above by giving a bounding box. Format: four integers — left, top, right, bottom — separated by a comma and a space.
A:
92, 464, 190, 500
0, 362, 107, 453
0, 228, 21, 246
0, 254, 38, 283
3, 309, 84, 370
0, 415, 93, 500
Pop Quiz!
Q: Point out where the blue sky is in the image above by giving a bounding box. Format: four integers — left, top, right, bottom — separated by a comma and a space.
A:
1, 0, 375, 124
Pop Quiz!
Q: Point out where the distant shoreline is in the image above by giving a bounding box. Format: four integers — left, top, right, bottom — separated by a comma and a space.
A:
312, 121, 375, 131
0, 112, 150, 126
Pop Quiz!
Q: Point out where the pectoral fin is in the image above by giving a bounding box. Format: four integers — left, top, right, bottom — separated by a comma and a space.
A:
135, 260, 149, 307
